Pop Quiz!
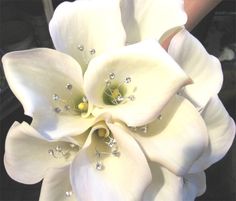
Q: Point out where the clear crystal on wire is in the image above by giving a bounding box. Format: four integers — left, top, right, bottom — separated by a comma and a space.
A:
140, 125, 148, 133
112, 149, 120, 157
48, 149, 54, 155
105, 79, 111, 87
82, 96, 88, 102
96, 161, 103, 170
64, 105, 71, 111
66, 83, 73, 90
117, 95, 124, 102
52, 94, 59, 101
109, 73, 115, 80
54, 107, 61, 113
128, 95, 135, 101
65, 191, 73, 197
90, 49, 96, 55
69, 143, 76, 148
77, 45, 84, 51
125, 77, 131, 84
55, 145, 62, 152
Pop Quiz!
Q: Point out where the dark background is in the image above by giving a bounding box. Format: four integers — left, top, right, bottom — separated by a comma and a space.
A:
0, 0, 236, 200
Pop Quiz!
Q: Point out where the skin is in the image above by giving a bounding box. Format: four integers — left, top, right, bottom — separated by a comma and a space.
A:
162, 0, 223, 49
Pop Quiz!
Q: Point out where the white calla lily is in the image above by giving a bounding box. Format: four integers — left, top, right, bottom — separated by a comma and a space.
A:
85, 40, 191, 127
2, 0, 235, 200
168, 29, 223, 109
4, 122, 83, 184
2, 48, 96, 139
143, 162, 206, 201
49, 0, 126, 73
124, 95, 208, 176
71, 122, 152, 201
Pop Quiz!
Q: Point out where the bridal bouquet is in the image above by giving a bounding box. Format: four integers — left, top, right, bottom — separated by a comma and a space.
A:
2, 0, 235, 201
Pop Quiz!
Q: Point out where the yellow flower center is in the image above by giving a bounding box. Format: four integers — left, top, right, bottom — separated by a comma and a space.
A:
77, 102, 88, 112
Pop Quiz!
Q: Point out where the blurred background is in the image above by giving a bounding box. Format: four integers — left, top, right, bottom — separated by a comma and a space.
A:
0, 0, 235, 200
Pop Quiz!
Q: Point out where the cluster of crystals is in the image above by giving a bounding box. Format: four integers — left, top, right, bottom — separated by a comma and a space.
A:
77, 44, 96, 55
48, 143, 79, 159
53, 83, 74, 114
129, 125, 148, 134
77, 44, 96, 65
95, 136, 120, 171
104, 72, 135, 105
52, 83, 88, 115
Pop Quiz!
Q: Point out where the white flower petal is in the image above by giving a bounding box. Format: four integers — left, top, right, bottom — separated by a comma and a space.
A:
2, 48, 94, 139
4, 122, 77, 184
39, 166, 76, 201
168, 29, 223, 108
70, 122, 152, 201
130, 96, 208, 176
143, 162, 183, 201
189, 96, 235, 173
85, 40, 191, 126
120, 0, 187, 43
183, 172, 206, 201
49, 0, 126, 72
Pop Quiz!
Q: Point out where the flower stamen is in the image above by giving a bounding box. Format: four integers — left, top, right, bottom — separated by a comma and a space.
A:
103, 72, 136, 105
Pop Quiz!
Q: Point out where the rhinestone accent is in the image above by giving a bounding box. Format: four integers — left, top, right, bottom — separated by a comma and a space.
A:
69, 143, 76, 148
54, 107, 61, 113
125, 77, 131, 84
65, 191, 73, 197
96, 161, 103, 170
52, 94, 59, 101
48, 149, 54, 155
109, 73, 115, 80
66, 83, 73, 90
90, 49, 96, 55
77, 45, 84, 51
112, 149, 120, 157
128, 95, 135, 101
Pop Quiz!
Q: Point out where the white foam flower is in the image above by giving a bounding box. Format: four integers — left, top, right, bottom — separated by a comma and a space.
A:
2, 0, 235, 201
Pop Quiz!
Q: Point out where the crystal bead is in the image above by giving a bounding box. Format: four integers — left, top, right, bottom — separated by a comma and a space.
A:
128, 95, 135, 101
112, 149, 120, 157
82, 96, 88, 102
54, 107, 61, 113
55, 145, 62, 152
125, 77, 131, 84
52, 94, 59, 101
65, 191, 73, 197
90, 49, 96, 55
69, 143, 76, 148
64, 105, 71, 111
96, 161, 103, 170
77, 45, 84, 51
109, 73, 115, 80
117, 95, 124, 102
48, 149, 54, 155
105, 79, 111, 86
66, 83, 73, 90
